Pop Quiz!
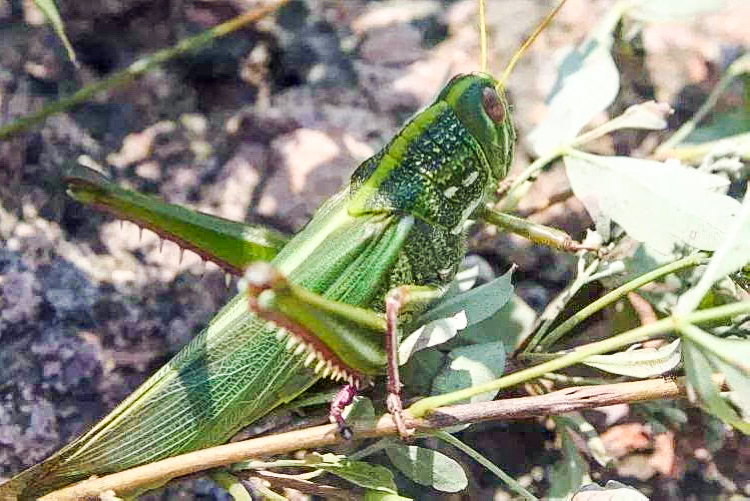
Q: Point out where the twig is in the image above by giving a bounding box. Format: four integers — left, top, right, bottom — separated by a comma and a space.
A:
251, 470, 352, 500
41, 377, 686, 500
530, 252, 709, 352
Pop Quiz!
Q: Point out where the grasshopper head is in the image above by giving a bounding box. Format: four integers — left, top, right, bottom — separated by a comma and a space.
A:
437, 72, 515, 182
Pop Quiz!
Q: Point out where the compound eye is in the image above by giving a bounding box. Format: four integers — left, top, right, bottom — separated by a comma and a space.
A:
481, 87, 505, 123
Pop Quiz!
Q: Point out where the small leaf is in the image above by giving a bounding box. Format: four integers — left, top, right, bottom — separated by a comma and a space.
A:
669, 131, 750, 163
399, 311, 467, 365
385, 443, 468, 493
564, 152, 740, 253
676, 188, 750, 313
431, 342, 506, 404
450, 261, 484, 293
399, 265, 511, 364
582, 339, 682, 378
459, 294, 537, 352
33, 0, 77, 65
614, 101, 671, 131
682, 325, 750, 375
363, 490, 412, 501
416, 269, 514, 327
573, 101, 671, 148
401, 349, 446, 395
628, 0, 726, 22
343, 396, 376, 424
528, 37, 619, 155
681, 326, 750, 433
317, 460, 398, 493
685, 111, 750, 146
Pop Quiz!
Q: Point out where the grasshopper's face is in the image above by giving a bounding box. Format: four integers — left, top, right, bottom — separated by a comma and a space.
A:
349, 72, 516, 233
438, 72, 516, 182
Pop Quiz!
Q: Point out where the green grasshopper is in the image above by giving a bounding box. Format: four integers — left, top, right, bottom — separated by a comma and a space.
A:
1, 1, 582, 498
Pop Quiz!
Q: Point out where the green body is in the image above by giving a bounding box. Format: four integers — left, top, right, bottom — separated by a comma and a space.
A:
0, 73, 514, 500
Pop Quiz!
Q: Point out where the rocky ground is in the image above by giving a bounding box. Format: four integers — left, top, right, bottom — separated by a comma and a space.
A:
0, 0, 749, 499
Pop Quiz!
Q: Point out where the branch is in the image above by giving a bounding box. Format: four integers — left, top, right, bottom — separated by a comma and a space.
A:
41, 377, 687, 500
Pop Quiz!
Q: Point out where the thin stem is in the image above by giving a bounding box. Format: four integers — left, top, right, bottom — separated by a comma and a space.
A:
348, 439, 391, 461
0, 0, 289, 141
542, 372, 611, 386
536, 252, 710, 351
408, 301, 750, 417
434, 431, 538, 501
521, 255, 600, 354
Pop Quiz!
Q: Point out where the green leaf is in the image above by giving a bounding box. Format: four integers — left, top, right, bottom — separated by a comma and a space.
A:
343, 396, 377, 424
548, 426, 590, 501
528, 36, 619, 155
384, 442, 468, 493
564, 152, 740, 252
398, 311, 467, 365
416, 268, 514, 327
677, 188, 750, 313
685, 110, 750, 145
363, 490, 412, 501
672, 131, 750, 163
33, 0, 77, 64
628, 0, 726, 22
317, 460, 398, 494
399, 270, 513, 364
581, 339, 682, 378
431, 342, 506, 404
401, 349, 446, 396
681, 325, 750, 433
459, 294, 537, 352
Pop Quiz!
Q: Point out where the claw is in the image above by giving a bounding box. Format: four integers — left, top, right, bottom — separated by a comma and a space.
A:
329, 384, 358, 439
387, 393, 414, 440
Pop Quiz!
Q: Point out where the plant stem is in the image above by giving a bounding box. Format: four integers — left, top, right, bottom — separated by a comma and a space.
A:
521, 255, 600, 354
536, 252, 710, 351
41, 376, 690, 500
408, 301, 750, 417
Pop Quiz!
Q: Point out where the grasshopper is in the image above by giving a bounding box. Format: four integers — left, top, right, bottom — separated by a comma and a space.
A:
0, 0, 583, 498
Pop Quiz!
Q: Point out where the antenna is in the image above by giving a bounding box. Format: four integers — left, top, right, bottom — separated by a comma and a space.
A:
478, 0, 488, 73
496, 0, 569, 91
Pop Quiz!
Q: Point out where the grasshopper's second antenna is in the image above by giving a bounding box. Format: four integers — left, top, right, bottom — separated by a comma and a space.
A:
496, 0, 570, 91
478, 0, 488, 73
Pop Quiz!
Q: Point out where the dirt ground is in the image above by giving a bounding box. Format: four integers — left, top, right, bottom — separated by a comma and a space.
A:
0, 0, 749, 499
